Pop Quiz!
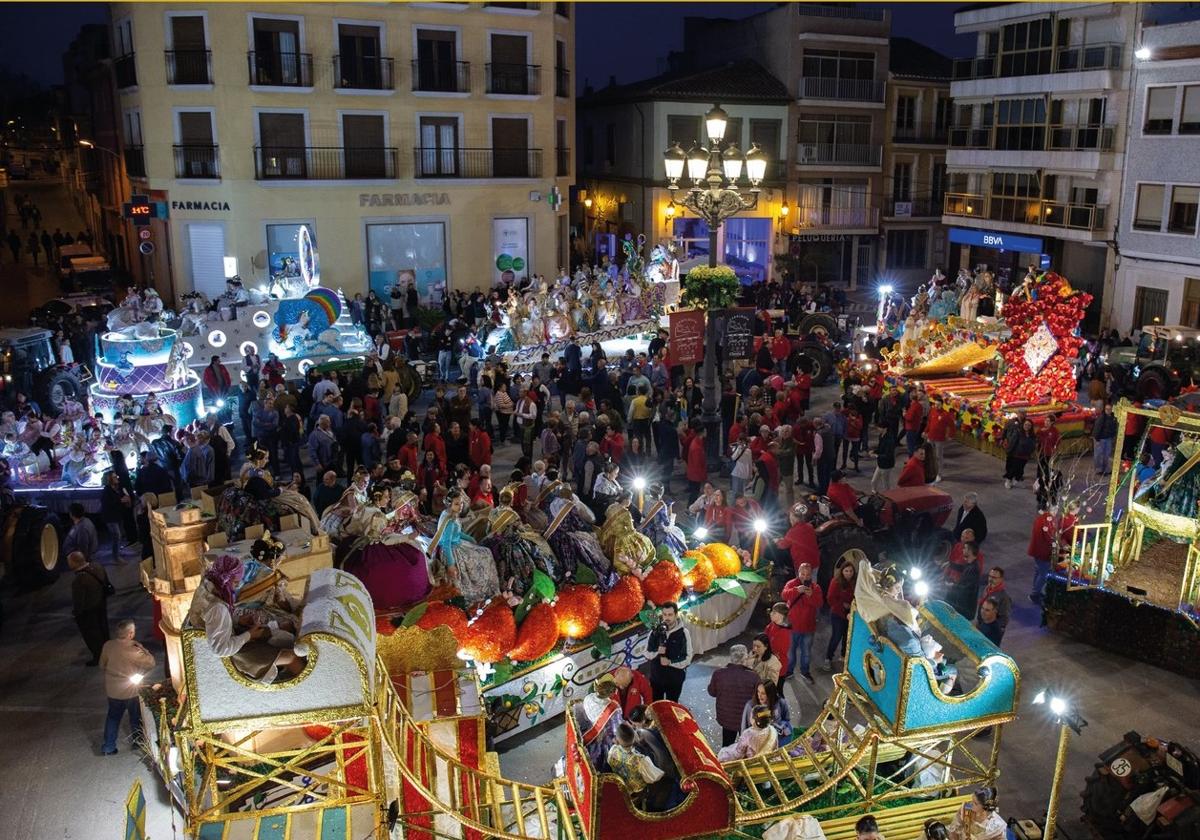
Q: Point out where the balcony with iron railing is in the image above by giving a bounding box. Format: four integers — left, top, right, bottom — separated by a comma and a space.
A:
487, 62, 541, 95
794, 204, 880, 229
795, 142, 881, 167
885, 197, 941, 218
411, 59, 471, 93
555, 66, 570, 98
334, 55, 395, 91
174, 145, 219, 179
165, 49, 211, 85
799, 77, 885, 102
124, 146, 145, 178
797, 4, 886, 21
114, 53, 137, 88
953, 42, 1123, 80
254, 146, 398, 180
943, 192, 1108, 232
247, 50, 313, 87
413, 147, 542, 179
555, 146, 570, 177
949, 123, 1117, 152
892, 122, 950, 145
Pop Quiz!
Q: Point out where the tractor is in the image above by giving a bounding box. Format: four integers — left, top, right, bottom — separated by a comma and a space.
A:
805, 484, 955, 591
1107, 325, 1200, 401
0, 328, 89, 417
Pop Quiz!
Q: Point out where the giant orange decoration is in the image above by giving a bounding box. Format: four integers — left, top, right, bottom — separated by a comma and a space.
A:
700, 542, 742, 578
509, 602, 560, 663
681, 554, 715, 593
414, 601, 470, 643
460, 600, 516, 663
554, 584, 602, 640
642, 560, 684, 605
600, 575, 645, 625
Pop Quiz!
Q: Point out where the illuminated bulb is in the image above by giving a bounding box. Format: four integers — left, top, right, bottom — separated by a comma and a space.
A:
1033, 690, 1047, 705
216, 399, 225, 408
859, 353, 867, 361
753, 518, 767, 534
909, 566, 923, 580
879, 285, 894, 296
1049, 697, 1067, 716
694, 527, 709, 541
914, 580, 930, 598
633, 477, 647, 491
1135, 46, 1151, 60
129, 673, 144, 686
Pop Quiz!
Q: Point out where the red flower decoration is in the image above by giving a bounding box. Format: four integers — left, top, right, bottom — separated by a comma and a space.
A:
509, 602, 560, 663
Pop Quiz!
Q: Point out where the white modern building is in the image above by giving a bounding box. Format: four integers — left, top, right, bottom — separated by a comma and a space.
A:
942, 2, 1137, 331
1113, 19, 1200, 331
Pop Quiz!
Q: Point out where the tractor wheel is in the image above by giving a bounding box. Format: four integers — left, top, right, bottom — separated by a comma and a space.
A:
1, 505, 61, 590
796, 347, 834, 385
1136, 367, 1170, 401
796, 313, 839, 341
817, 526, 878, 593
36, 368, 85, 418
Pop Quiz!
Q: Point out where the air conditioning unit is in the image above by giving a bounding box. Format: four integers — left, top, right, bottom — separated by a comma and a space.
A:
799, 144, 818, 163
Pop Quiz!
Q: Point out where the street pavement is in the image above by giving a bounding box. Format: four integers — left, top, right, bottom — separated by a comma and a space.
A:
0, 176, 92, 323
0, 380, 1197, 838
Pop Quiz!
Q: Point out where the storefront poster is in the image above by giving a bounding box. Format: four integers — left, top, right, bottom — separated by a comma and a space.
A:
668, 309, 706, 365
366, 222, 448, 307
493, 217, 529, 285
722, 308, 756, 360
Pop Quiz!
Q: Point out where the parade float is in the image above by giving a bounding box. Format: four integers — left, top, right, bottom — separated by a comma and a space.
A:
871, 269, 1096, 458
1048, 398, 1200, 677
128, 529, 1023, 840
484, 235, 677, 373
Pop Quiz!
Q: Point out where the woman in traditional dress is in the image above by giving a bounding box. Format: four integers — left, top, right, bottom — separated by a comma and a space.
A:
591, 461, 622, 522
343, 490, 433, 611
717, 704, 779, 763
546, 484, 615, 589
948, 788, 1007, 840
597, 491, 655, 577
320, 466, 371, 540
639, 483, 687, 559
483, 486, 560, 593
430, 487, 500, 605
186, 554, 305, 684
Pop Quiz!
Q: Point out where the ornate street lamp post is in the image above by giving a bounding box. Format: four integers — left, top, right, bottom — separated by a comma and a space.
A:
663, 104, 767, 459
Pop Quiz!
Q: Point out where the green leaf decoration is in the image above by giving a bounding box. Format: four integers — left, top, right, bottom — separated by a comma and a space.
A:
399, 602, 429, 627
490, 660, 513, 686
716, 578, 746, 597
680, 265, 740, 310
532, 570, 557, 601
736, 570, 767, 583
573, 563, 598, 586
678, 555, 699, 575
588, 627, 613, 658
638, 607, 657, 628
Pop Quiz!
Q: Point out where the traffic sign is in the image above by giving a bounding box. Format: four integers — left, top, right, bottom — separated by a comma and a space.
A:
138, 229, 151, 241
139, 241, 156, 255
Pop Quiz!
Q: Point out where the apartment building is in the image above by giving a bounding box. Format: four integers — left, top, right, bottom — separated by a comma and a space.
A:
102, 2, 573, 304
683, 5, 892, 288
880, 37, 953, 287
941, 2, 1136, 329
1113, 20, 1200, 331
575, 60, 790, 282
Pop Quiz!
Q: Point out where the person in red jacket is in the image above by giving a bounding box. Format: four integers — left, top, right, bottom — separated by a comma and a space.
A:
823, 558, 857, 671
764, 603, 792, 686
201, 355, 232, 405
397, 432, 420, 475
924, 399, 955, 484
601, 426, 625, 464
685, 426, 708, 502
775, 503, 818, 572
896, 448, 927, 486
1122, 402, 1146, 460
793, 369, 812, 411
469, 419, 492, 468
1035, 416, 1060, 490
825, 470, 861, 525
611, 664, 652, 718
423, 422, 447, 470
1028, 507, 1059, 604
770, 328, 791, 375
903, 394, 924, 456
781, 562, 824, 682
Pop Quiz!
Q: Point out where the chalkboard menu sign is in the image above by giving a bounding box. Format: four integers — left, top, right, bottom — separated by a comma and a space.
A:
722, 308, 756, 360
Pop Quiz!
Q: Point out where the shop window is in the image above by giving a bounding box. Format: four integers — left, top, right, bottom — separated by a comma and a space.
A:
266, 223, 316, 281
723, 217, 771, 285
672, 217, 710, 263
1168, 186, 1199, 235
1133, 184, 1165, 232
366, 222, 448, 306
886, 229, 928, 269
1145, 87, 1176, 135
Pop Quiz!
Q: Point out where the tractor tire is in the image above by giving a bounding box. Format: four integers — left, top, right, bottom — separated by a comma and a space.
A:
36, 368, 84, 418
816, 526, 878, 593
0, 504, 61, 590
796, 346, 834, 385
1136, 367, 1171, 401
796, 313, 839, 341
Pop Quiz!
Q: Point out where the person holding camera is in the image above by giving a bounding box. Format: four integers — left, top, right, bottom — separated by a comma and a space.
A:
647, 602, 692, 702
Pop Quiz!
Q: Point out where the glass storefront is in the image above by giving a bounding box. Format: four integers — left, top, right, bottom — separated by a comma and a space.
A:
366, 221, 448, 307
266, 222, 317, 285
723, 217, 772, 285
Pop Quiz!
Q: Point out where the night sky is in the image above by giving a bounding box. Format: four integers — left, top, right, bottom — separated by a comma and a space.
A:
1, 2, 1197, 90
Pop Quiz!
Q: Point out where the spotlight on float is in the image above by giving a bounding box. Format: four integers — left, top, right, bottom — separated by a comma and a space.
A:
632, 477, 647, 492
913, 580, 930, 599
1050, 696, 1068, 716
129, 673, 144, 686
216, 399, 225, 408
1135, 46, 1151, 60
753, 518, 767, 534
694, 526, 709, 541
879, 284, 894, 296
909, 566, 923, 581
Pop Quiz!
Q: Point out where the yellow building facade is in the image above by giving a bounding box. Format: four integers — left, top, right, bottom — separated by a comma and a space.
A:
108, 1, 574, 306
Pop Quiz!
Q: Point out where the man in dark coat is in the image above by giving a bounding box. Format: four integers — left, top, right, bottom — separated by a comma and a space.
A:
706, 644, 762, 746
951, 492, 988, 544
70, 551, 110, 665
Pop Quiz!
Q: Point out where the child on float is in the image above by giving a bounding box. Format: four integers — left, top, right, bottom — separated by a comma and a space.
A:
607, 722, 665, 805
